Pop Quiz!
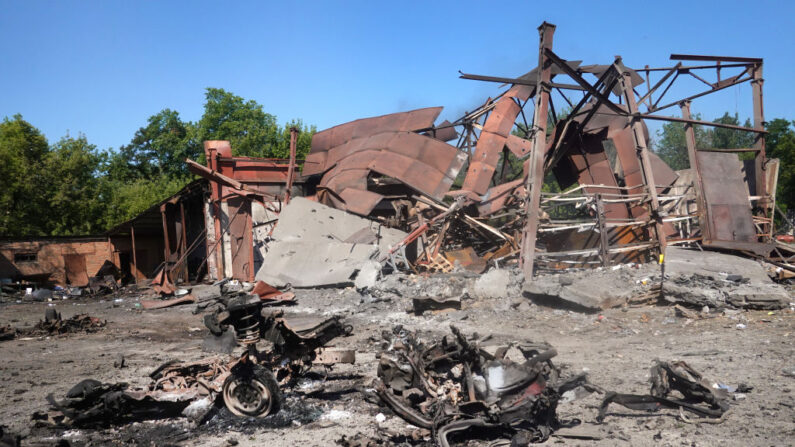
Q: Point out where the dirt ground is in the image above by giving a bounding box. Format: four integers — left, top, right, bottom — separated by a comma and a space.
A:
1, 273, 793, 446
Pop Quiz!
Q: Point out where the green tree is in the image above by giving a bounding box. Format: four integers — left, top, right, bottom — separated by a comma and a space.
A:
711, 112, 753, 150
765, 118, 795, 212
108, 109, 198, 181
195, 88, 281, 157
653, 114, 712, 171
271, 119, 316, 160
0, 115, 50, 236
99, 175, 188, 229
42, 135, 107, 235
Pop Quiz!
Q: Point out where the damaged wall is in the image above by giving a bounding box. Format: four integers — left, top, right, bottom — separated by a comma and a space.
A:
0, 237, 113, 286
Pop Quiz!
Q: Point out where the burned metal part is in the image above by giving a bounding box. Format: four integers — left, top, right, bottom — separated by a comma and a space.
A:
140, 294, 196, 310
375, 325, 593, 445
597, 360, 731, 422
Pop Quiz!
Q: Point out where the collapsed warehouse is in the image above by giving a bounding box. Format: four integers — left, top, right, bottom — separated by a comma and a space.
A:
0, 22, 793, 447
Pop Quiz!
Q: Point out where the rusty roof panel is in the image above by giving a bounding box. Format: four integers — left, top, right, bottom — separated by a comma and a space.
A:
483, 98, 521, 137
314, 131, 467, 212
338, 188, 385, 216
305, 107, 443, 176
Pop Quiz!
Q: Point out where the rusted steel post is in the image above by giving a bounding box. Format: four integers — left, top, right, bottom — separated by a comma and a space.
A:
179, 201, 189, 282
160, 204, 171, 266
751, 62, 770, 236
616, 61, 666, 259
595, 194, 610, 267
520, 21, 556, 281
131, 225, 138, 283
285, 127, 298, 204
680, 101, 708, 242
246, 201, 255, 283
205, 144, 225, 279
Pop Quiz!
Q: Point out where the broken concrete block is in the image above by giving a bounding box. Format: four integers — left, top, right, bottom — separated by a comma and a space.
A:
255, 198, 407, 288
354, 260, 381, 290
472, 268, 512, 299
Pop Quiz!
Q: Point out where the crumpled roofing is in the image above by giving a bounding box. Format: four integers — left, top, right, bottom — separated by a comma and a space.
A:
304, 108, 467, 216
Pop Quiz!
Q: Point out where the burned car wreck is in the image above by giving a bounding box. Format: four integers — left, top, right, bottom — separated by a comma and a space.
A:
375, 326, 595, 446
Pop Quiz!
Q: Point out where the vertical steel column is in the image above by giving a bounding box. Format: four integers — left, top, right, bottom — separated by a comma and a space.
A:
595, 194, 610, 267
246, 200, 255, 283
285, 127, 298, 204
520, 22, 555, 281
179, 201, 189, 282
160, 204, 171, 263
617, 61, 666, 258
205, 144, 225, 278
751, 62, 770, 236
131, 225, 138, 283
680, 101, 708, 242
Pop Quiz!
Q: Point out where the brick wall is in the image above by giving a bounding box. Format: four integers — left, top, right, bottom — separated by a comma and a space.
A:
0, 238, 112, 286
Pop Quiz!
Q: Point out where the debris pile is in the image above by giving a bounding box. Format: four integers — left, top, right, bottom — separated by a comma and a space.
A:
0, 311, 106, 342
375, 325, 594, 446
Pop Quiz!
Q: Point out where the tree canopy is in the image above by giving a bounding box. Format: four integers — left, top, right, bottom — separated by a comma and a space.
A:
0, 89, 317, 236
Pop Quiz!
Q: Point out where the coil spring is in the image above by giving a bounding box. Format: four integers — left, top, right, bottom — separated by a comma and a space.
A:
235, 311, 260, 344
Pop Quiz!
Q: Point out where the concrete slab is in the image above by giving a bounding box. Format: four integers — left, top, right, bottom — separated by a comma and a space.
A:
255, 198, 407, 288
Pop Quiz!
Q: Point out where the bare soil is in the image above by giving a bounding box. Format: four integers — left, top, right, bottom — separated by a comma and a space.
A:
0, 277, 793, 446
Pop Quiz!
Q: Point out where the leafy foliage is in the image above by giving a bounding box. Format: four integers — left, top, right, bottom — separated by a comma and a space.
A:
765, 118, 795, 212
0, 88, 317, 236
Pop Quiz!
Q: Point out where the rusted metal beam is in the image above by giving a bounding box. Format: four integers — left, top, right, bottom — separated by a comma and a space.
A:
285, 127, 298, 203
751, 63, 768, 216
637, 113, 766, 133
246, 202, 255, 283
131, 225, 138, 283
636, 62, 682, 108
458, 72, 586, 91
680, 101, 709, 242
520, 21, 555, 280
160, 204, 171, 267
650, 74, 752, 113
179, 201, 189, 282
204, 143, 225, 279
670, 54, 763, 64
544, 48, 625, 116
616, 60, 666, 258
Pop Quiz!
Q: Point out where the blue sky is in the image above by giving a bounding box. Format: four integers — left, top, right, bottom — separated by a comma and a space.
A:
2, 0, 794, 151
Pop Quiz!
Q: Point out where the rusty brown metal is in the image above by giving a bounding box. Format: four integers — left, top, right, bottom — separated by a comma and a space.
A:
285, 127, 298, 203
520, 22, 556, 280
312, 131, 467, 215
696, 151, 757, 244
462, 84, 533, 194
304, 107, 443, 176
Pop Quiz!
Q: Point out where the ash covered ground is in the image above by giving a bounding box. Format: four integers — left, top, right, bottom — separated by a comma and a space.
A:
0, 256, 793, 447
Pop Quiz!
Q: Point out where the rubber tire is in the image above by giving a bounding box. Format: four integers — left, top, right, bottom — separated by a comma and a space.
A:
222, 364, 282, 418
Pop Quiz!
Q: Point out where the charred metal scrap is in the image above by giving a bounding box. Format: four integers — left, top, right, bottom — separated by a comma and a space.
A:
374, 325, 594, 446
38, 355, 252, 427
41, 304, 354, 427
598, 360, 741, 423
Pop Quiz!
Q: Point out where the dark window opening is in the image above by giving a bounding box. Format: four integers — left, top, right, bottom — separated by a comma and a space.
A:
14, 252, 37, 263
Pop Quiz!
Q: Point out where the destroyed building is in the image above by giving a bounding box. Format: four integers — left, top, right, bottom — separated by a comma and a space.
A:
1, 20, 794, 447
